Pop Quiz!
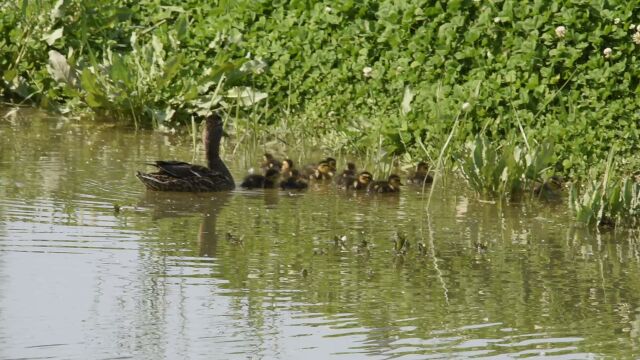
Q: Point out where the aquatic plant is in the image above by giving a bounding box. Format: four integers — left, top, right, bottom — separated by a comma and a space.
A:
569, 151, 640, 228
457, 135, 555, 200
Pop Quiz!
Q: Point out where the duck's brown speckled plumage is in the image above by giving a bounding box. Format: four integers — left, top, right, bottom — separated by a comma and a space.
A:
136, 113, 235, 192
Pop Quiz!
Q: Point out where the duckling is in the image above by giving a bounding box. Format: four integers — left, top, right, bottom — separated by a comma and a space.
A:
348, 171, 373, 190
368, 174, 403, 193
241, 168, 280, 189
305, 161, 335, 180
407, 161, 433, 185
336, 162, 357, 188
280, 159, 295, 178
324, 157, 337, 173
261, 153, 280, 172
533, 175, 564, 198
280, 169, 309, 190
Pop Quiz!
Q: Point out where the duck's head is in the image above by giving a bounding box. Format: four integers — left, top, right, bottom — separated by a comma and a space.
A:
357, 171, 373, 186
388, 174, 403, 189
547, 175, 564, 190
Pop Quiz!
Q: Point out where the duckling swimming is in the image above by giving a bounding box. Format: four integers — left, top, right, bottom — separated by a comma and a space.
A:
368, 174, 403, 193
407, 161, 433, 185
305, 160, 335, 180
533, 175, 564, 199
280, 169, 309, 190
261, 153, 281, 172
337, 162, 357, 188
348, 171, 373, 190
241, 168, 280, 189
280, 159, 295, 178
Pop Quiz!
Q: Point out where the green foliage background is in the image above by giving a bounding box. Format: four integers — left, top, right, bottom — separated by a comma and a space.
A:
2, 0, 640, 179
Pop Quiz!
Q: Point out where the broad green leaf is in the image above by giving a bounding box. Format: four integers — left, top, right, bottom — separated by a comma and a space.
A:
43, 28, 63, 46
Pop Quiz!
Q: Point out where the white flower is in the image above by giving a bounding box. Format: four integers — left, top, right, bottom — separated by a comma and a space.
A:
462, 102, 471, 111
555, 26, 566, 38
325, 6, 332, 13
363, 66, 373, 78
493, 17, 501, 23
603, 47, 612, 58
631, 24, 636, 30
633, 32, 640, 45
614, 18, 620, 25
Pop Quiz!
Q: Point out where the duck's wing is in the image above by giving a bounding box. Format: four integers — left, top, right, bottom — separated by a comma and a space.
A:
150, 161, 215, 178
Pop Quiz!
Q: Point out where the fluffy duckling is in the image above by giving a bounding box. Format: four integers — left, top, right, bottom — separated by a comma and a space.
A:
305, 161, 334, 180
407, 161, 433, 185
241, 168, 280, 189
325, 157, 337, 173
280, 169, 309, 190
337, 162, 357, 188
280, 159, 295, 178
261, 153, 281, 172
348, 171, 373, 190
368, 174, 403, 193
533, 175, 564, 198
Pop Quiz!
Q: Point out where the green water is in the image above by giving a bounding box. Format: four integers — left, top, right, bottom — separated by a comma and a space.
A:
1, 109, 640, 359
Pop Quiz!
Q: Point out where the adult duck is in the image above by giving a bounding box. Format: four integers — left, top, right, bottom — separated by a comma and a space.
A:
136, 113, 235, 192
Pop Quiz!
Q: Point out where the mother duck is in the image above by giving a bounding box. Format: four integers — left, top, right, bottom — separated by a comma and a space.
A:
136, 113, 235, 192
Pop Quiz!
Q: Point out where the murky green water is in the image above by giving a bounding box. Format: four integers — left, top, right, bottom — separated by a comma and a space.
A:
1, 109, 640, 359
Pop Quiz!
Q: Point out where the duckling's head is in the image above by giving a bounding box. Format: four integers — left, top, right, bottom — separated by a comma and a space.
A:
358, 171, 373, 185
346, 162, 356, 171
262, 153, 277, 168
416, 161, 429, 173
315, 161, 334, 178
281, 159, 294, 171
388, 174, 403, 188
324, 157, 337, 171
547, 175, 564, 190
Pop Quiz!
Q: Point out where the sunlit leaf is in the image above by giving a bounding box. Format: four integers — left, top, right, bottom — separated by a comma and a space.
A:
226, 86, 267, 106
47, 50, 75, 86
43, 28, 63, 46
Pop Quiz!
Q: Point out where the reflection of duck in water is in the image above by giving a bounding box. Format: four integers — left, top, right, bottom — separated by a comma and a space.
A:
136, 113, 235, 192
368, 174, 403, 193
138, 191, 232, 257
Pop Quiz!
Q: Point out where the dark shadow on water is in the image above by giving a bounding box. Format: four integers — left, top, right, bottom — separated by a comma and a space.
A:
138, 191, 232, 257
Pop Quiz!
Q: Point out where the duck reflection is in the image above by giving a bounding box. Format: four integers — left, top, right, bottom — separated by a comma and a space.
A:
139, 191, 232, 257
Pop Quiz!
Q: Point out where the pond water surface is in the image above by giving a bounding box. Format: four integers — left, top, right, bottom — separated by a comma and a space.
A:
1, 109, 640, 359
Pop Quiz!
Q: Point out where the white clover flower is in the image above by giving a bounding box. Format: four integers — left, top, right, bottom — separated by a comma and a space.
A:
633, 31, 640, 45
493, 17, 501, 23
603, 47, 612, 58
462, 102, 471, 112
363, 66, 373, 78
555, 26, 566, 38
614, 18, 621, 25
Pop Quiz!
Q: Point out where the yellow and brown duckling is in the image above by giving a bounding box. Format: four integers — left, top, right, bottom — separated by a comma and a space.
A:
280, 159, 295, 178
407, 161, 433, 185
305, 160, 335, 180
241, 168, 281, 189
325, 157, 337, 173
368, 174, 403, 193
261, 153, 281, 172
533, 175, 564, 198
336, 162, 357, 188
280, 169, 309, 190
348, 171, 373, 190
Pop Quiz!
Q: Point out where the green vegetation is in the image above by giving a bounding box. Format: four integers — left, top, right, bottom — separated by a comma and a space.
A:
3, 0, 640, 225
